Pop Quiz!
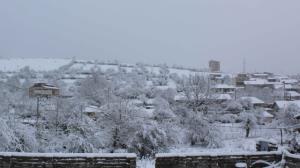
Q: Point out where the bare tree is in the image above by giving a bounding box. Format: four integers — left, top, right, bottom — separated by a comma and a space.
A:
179, 74, 210, 112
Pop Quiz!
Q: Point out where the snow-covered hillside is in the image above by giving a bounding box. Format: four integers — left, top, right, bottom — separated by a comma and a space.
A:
0, 58, 211, 77
0, 58, 71, 72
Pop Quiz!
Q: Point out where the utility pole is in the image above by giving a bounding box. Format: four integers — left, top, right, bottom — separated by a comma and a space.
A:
283, 82, 286, 101
55, 97, 59, 134
234, 88, 237, 100
36, 96, 41, 139
280, 128, 283, 145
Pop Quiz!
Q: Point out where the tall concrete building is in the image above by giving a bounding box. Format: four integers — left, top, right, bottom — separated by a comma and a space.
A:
209, 60, 221, 72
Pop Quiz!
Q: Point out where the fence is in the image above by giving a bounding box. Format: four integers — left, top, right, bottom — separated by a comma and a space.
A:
214, 123, 283, 141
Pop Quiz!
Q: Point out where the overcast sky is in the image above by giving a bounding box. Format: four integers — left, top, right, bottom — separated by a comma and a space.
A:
0, 0, 300, 74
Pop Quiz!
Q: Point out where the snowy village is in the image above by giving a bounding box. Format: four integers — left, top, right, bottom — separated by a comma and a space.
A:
1, 1, 300, 168
0, 58, 299, 167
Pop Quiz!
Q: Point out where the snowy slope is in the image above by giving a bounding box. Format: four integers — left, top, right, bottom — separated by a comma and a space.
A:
0, 58, 212, 77
0, 58, 72, 72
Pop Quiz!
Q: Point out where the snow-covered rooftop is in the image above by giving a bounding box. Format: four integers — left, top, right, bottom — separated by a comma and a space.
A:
244, 79, 273, 85
84, 105, 102, 113
275, 100, 300, 109
213, 84, 236, 89
214, 94, 232, 100
261, 111, 274, 118
240, 97, 264, 104
287, 91, 300, 97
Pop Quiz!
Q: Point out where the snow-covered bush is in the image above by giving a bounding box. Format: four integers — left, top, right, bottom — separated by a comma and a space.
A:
129, 121, 168, 158
0, 119, 20, 151
61, 134, 95, 153
279, 104, 300, 126
215, 113, 238, 123
14, 123, 37, 152
156, 88, 176, 103
225, 100, 243, 113
205, 126, 223, 148
239, 98, 253, 110
186, 114, 209, 146
152, 97, 176, 122
239, 111, 258, 128
78, 71, 116, 106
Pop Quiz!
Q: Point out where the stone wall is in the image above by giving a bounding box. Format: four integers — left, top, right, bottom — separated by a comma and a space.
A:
0, 152, 136, 168
284, 152, 300, 168
155, 152, 283, 168
1, 151, 300, 168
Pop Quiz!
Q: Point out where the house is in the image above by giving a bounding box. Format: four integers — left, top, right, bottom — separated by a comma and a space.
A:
251, 73, 271, 79
279, 78, 298, 85
209, 60, 220, 72
235, 73, 249, 87
29, 83, 59, 97
273, 100, 300, 112
244, 79, 275, 89
286, 91, 300, 101
240, 96, 265, 108
209, 73, 223, 82
211, 84, 236, 94
267, 77, 280, 83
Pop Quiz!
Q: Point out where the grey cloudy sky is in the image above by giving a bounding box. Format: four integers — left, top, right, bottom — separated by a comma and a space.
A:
0, 0, 300, 74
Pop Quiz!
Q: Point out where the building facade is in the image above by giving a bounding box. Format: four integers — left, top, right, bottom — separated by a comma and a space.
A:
209, 60, 221, 72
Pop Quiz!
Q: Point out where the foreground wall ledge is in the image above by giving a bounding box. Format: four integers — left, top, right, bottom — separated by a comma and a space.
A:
156, 151, 282, 158
0, 152, 137, 158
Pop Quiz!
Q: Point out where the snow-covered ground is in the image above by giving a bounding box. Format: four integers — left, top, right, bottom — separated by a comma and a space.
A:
137, 158, 155, 168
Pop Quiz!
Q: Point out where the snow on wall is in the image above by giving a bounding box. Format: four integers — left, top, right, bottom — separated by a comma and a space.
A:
156, 151, 281, 158
0, 152, 136, 158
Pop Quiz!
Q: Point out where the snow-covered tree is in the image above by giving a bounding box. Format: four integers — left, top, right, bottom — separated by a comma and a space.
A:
79, 71, 115, 106
226, 100, 243, 113
129, 121, 168, 158
152, 97, 176, 122
178, 74, 210, 112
